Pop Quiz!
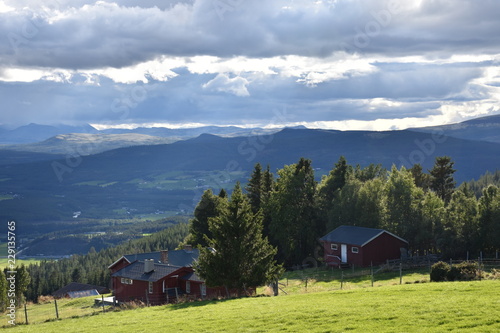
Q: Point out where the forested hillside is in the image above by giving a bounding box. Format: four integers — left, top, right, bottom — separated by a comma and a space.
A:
187, 157, 500, 268
21, 222, 189, 302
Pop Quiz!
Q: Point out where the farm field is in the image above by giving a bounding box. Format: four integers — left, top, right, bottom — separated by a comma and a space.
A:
0, 258, 41, 269
6, 280, 500, 332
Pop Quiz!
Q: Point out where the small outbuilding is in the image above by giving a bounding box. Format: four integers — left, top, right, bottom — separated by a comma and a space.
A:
320, 225, 408, 267
52, 282, 109, 299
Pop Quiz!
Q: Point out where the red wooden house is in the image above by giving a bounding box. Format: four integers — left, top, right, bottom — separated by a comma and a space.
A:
320, 225, 408, 267
109, 247, 224, 305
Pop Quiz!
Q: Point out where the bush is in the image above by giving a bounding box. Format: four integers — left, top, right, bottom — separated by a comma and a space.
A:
452, 262, 478, 281
431, 261, 479, 282
430, 261, 450, 282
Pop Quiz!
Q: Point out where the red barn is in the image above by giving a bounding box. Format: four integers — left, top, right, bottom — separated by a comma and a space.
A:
320, 225, 408, 268
109, 247, 225, 305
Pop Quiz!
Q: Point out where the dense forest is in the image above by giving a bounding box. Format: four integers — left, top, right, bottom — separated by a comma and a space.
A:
187, 157, 500, 267
4, 157, 500, 305
3, 221, 188, 304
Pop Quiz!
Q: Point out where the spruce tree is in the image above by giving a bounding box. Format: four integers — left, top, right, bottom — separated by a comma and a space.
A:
269, 158, 319, 265
246, 163, 263, 214
429, 156, 456, 204
0, 269, 7, 312
186, 189, 227, 247
195, 183, 282, 296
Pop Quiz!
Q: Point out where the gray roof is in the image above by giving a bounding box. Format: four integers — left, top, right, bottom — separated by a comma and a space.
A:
123, 249, 199, 267
111, 261, 183, 282
52, 282, 109, 298
180, 271, 204, 283
319, 225, 408, 247
67, 289, 100, 298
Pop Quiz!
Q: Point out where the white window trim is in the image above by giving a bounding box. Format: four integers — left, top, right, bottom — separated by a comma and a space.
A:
331, 243, 338, 251
201, 283, 206, 296
148, 281, 153, 294
352, 247, 359, 254
186, 281, 191, 294
121, 278, 133, 285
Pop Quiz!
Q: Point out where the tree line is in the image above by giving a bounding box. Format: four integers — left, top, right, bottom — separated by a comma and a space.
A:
187, 156, 500, 271
1, 220, 189, 305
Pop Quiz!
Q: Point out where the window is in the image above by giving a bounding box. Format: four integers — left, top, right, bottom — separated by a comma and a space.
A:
121, 278, 133, 285
352, 247, 359, 254
163, 280, 166, 293
148, 281, 153, 294
201, 283, 206, 296
186, 281, 191, 294
331, 243, 338, 251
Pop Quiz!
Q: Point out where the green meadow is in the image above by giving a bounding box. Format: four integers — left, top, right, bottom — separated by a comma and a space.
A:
6, 280, 500, 332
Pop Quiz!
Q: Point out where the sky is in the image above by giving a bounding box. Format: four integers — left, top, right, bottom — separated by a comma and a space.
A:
0, 0, 499, 131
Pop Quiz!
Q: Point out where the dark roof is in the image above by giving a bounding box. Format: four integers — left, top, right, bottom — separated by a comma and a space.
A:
122, 249, 199, 267
67, 290, 100, 298
111, 261, 184, 282
319, 225, 408, 246
180, 271, 204, 283
52, 282, 109, 298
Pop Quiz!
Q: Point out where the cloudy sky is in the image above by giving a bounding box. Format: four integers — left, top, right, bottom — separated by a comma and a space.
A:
0, 0, 499, 130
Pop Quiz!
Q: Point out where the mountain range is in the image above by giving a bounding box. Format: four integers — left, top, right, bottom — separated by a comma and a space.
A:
0, 114, 499, 239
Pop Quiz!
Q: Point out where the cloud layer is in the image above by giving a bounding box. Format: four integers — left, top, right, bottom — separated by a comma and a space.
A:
0, 0, 499, 129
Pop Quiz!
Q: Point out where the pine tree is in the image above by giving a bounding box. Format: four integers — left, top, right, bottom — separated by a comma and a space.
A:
409, 163, 431, 190
316, 156, 351, 228
429, 156, 456, 204
269, 158, 319, 265
0, 269, 8, 312
186, 189, 227, 247
195, 183, 282, 296
246, 163, 263, 214
478, 185, 500, 253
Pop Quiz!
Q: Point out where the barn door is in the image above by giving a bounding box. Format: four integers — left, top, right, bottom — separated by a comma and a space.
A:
341, 244, 347, 263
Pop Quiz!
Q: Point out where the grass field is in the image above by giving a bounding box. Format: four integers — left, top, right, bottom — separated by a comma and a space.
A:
5, 280, 500, 332
0, 258, 42, 269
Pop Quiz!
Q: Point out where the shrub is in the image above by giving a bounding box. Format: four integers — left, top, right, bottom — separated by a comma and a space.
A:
451, 262, 478, 281
430, 261, 450, 282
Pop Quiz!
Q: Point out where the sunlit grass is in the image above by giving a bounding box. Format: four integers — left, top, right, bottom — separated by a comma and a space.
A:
6, 281, 500, 332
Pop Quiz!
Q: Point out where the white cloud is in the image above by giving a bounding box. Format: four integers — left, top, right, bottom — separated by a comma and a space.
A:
203, 74, 250, 97
0, 0, 14, 13
0, 0, 499, 129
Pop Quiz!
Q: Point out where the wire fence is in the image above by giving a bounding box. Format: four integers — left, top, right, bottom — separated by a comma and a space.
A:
9, 258, 500, 326
277, 257, 500, 295
11, 295, 116, 326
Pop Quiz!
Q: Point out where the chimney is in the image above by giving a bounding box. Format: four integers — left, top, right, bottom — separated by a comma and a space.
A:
184, 244, 193, 253
160, 250, 169, 264
144, 259, 154, 273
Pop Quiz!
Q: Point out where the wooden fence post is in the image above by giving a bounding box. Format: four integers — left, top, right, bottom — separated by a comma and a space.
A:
24, 303, 28, 325
341, 271, 344, 290
399, 262, 403, 285
55, 298, 59, 319
102, 294, 105, 313
478, 258, 482, 281
371, 262, 374, 287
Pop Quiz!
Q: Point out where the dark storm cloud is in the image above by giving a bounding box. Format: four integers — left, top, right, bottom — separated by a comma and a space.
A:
0, 0, 498, 128
1, 0, 500, 69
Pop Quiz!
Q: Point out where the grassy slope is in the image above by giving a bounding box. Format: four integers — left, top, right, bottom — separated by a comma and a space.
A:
7, 280, 500, 332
